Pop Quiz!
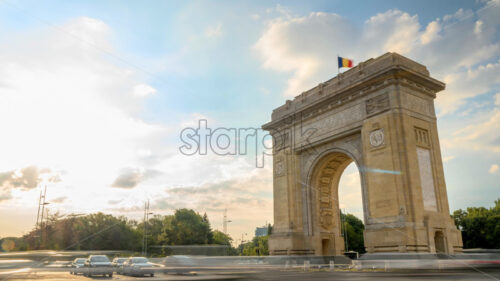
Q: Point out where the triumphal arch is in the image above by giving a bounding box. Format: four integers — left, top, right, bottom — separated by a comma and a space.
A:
262, 52, 463, 255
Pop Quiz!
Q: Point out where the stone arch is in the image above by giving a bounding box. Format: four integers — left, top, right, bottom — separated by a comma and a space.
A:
263, 53, 463, 255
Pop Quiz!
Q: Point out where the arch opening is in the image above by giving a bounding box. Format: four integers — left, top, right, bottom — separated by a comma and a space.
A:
338, 162, 365, 254
309, 151, 365, 256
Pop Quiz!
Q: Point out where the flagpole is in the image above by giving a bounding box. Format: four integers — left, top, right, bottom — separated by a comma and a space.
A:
337, 54, 340, 76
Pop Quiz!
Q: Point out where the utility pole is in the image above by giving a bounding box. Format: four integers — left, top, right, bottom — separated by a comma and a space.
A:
39, 185, 48, 228
35, 189, 42, 232
239, 233, 247, 255
142, 200, 152, 256
38, 185, 49, 249
142, 201, 147, 256
44, 208, 50, 247
223, 208, 232, 234
34, 189, 42, 249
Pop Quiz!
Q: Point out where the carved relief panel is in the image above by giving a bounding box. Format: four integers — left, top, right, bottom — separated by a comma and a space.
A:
366, 93, 390, 116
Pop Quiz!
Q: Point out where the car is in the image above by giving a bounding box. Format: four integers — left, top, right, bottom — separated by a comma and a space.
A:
69, 258, 86, 275
44, 260, 72, 268
111, 257, 128, 274
162, 255, 197, 275
122, 257, 155, 277
83, 255, 113, 277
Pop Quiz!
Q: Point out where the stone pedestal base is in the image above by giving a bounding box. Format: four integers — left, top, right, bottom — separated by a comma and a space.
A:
268, 232, 314, 256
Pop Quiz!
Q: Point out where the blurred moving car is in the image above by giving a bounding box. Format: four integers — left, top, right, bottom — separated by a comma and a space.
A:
69, 258, 86, 275
112, 257, 128, 274
44, 260, 72, 268
122, 257, 155, 277
162, 255, 197, 275
83, 255, 113, 277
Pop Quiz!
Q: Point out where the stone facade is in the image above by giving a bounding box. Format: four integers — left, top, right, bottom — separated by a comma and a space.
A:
262, 52, 463, 255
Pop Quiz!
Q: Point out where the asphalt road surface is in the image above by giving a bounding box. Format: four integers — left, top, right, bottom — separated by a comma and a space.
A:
2, 269, 500, 281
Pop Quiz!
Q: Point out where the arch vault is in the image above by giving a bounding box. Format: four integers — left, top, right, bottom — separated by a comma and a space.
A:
262, 53, 463, 255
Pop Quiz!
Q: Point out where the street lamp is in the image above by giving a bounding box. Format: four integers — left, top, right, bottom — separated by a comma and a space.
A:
239, 233, 248, 255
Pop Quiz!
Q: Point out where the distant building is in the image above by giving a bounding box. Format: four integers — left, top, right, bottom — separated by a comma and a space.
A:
255, 226, 268, 237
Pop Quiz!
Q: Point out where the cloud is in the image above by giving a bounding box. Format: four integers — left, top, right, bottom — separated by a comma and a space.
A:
363, 9, 420, 55
204, 23, 223, 38
438, 59, 500, 114
0, 16, 164, 207
0, 166, 54, 190
133, 84, 157, 97
254, 3, 500, 114
0, 166, 60, 203
107, 199, 124, 205
421, 20, 441, 45
111, 168, 143, 189
254, 12, 356, 97
111, 168, 160, 189
106, 162, 274, 239
159, 163, 272, 212
443, 109, 500, 153
489, 164, 499, 174
51, 196, 67, 204
253, 9, 420, 97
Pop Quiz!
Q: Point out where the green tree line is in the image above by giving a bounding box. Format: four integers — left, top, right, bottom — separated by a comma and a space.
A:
2, 199, 498, 255
452, 198, 500, 249
1, 208, 236, 255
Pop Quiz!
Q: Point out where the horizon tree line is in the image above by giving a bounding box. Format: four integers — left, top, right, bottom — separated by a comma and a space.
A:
1, 198, 498, 255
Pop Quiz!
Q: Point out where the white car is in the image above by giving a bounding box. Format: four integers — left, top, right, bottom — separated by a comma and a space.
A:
69, 258, 86, 275
122, 257, 155, 277
112, 257, 128, 274
83, 255, 113, 277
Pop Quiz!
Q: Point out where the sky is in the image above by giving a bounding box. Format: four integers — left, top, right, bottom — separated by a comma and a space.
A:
0, 0, 499, 245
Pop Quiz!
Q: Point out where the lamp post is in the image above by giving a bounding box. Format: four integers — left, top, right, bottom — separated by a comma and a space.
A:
239, 233, 248, 255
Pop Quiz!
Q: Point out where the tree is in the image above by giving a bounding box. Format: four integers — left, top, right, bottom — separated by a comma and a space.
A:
212, 230, 232, 245
137, 215, 167, 247
241, 236, 269, 256
165, 209, 212, 245
4, 208, 242, 255
12, 212, 141, 251
452, 198, 500, 249
341, 212, 365, 253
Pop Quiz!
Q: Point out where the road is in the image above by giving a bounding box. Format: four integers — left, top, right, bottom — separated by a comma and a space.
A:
241, 270, 500, 280
1, 251, 499, 281
2, 269, 500, 281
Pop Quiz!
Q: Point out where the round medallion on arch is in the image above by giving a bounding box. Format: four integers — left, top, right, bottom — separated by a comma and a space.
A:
369, 129, 385, 147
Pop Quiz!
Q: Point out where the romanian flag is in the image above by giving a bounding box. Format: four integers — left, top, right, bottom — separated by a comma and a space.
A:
338, 56, 353, 68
